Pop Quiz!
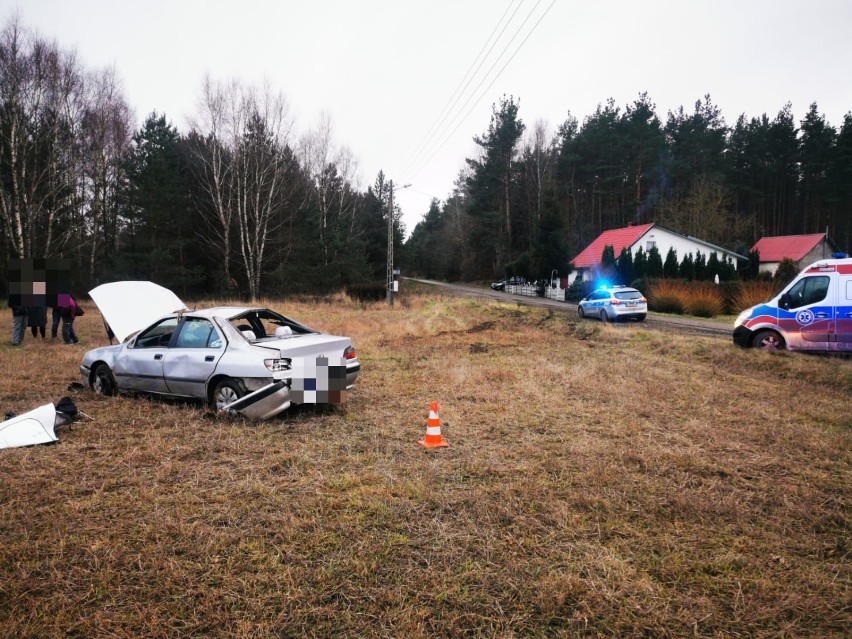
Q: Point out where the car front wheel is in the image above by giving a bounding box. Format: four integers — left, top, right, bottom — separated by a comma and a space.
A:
211, 378, 246, 412
752, 329, 784, 350
92, 364, 117, 396
578, 306, 585, 318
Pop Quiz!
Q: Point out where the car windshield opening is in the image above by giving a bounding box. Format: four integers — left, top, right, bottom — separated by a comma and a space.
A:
614, 291, 643, 300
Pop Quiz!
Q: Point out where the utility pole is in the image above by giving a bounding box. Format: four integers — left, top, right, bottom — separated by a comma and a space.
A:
386, 180, 411, 307
387, 180, 394, 306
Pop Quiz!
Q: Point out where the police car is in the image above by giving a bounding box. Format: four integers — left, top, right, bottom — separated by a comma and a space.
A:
578, 285, 647, 322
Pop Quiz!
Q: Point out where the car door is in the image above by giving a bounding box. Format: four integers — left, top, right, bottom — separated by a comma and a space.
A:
113, 317, 178, 392
162, 317, 226, 398
780, 275, 833, 349
592, 290, 609, 315
835, 269, 852, 351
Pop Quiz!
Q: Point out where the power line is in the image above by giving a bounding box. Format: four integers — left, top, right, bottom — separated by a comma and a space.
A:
404, 0, 557, 183
398, 0, 525, 178
403, 0, 543, 181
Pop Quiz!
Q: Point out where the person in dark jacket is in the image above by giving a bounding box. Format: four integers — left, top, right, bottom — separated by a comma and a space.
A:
27, 305, 47, 338
10, 305, 28, 346
50, 305, 61, 339
59, 294, 83, 344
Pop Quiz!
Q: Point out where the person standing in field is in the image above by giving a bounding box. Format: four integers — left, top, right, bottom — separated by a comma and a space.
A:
50, 305, 62, 339
59, 294, 83, 344
10, 304, 28, 346
27, 305, 47, 338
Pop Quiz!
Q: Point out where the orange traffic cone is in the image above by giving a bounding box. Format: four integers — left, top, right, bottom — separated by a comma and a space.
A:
418, 401, 449, 448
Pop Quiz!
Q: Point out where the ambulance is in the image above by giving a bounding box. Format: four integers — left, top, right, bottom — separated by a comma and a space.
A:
733, 255, 852, 351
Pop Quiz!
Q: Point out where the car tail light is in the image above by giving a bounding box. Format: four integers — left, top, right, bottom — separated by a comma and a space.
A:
611, 299, 622, 305
264, 358, 291, 372
344, 346, 357, 360
640, 297, 647, 303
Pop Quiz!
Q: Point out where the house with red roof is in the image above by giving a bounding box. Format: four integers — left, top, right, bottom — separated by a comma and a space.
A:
568, 223, 746, 283
751, 233, 836, 275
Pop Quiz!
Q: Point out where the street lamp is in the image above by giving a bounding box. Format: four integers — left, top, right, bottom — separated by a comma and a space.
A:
387, 180, 411, 307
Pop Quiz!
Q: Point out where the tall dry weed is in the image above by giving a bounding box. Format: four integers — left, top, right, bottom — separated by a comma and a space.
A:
647, 280, 685, 314
648, 280, 725, 317
732, 281, 778, 313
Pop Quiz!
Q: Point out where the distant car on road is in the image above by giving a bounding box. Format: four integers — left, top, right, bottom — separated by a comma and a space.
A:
491, 276, 526, 291
578, 285, 647, 322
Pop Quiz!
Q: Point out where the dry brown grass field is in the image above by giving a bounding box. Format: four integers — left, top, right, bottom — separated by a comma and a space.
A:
1, 289, 850, 638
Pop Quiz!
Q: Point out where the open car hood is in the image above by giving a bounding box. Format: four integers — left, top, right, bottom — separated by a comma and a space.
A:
89, 281, 187, 343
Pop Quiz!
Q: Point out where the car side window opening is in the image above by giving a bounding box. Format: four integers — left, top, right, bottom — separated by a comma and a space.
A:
787, 276, 830, 309
135, 317, 179, 348
175, 317, 220, 349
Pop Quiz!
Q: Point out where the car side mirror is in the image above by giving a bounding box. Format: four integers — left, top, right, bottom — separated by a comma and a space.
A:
779, 293, 791, 310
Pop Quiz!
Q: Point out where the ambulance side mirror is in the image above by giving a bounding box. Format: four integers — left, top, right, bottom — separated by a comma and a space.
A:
780, 293, 791, 310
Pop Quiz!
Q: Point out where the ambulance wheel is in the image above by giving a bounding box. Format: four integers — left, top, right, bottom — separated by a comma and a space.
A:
211, 378, 246, 412
752, 329, 784, 350
92, 364, 117, 396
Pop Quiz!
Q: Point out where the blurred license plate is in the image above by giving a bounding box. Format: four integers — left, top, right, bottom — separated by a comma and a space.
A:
625, 301, 636, 306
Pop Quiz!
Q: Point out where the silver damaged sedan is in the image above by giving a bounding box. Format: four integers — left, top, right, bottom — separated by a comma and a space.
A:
80, 282, 360, 419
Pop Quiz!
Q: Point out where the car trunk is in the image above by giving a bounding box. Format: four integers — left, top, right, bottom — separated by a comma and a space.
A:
264, 333, 351, 359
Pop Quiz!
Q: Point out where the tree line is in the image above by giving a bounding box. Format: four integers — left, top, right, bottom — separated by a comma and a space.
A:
0, 16, 403, 300
403, 94, 851, 282
3, 15, 849, 300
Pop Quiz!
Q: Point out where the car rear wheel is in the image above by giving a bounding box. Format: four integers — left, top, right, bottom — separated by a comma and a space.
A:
752, 329, 784, 350
92, 364, 117, 396
600, 309, 609, 322
211, 378, 247, 412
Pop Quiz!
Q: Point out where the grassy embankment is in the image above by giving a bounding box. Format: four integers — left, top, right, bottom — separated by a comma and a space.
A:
1, 290, 849, 638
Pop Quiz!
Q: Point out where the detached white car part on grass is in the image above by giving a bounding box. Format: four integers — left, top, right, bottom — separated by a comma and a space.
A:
81, 282, 360, 419
0, 403, 71, 450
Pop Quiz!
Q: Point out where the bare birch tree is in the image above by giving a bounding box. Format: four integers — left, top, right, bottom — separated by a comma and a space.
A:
189, 77, 294, 299
298, 112, 359, 266
0, 16, 85, 259
188, 76, 234, 289
80, 66, 132, 282
522, 119, 557, 246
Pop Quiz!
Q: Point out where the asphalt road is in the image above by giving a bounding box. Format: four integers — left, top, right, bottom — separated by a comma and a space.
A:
406, 278, 731, 340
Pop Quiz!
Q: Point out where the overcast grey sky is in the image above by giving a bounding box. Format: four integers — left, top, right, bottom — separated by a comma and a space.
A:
8, 0, 852, 236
